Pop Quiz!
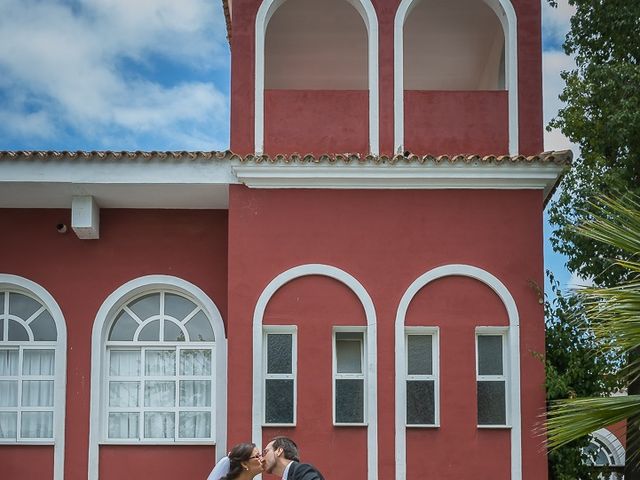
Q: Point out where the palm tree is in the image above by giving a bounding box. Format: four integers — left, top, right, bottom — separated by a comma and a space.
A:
546, 193, 640, 479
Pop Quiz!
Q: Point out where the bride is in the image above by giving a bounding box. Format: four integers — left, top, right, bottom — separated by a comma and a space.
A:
207, 443, 264, 480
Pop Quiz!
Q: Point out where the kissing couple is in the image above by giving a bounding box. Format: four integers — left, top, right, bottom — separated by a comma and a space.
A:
207, 436, 325, 480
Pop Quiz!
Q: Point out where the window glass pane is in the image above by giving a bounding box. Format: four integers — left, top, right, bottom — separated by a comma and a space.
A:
0, 381, 18, 406
0, 319, 3, 341
128, 293, 160, 322
21, 411, 53, 438
9, 293, 41, 320
164, 321, 184, 342
180, 350, 211, 376
336, 335, 362, 374
165, 294, 197, 321
265, 379, 294, 424
180, 380, 211, 407
22, 381, 54, 407
138, 320, 160, 341
144, 381, 175, 407
0, 349, 18, 375
110, 350, 140, 376
185, 311, 214, 342
23, 350, 55, 375
0, 292, 4, 314
335, 379, 364, 423
267, 334, 292, 374
477, 380, 506, 425
30, 311, 57, 341
407, 335, 432, 375
145, 350, 175, 376
8, 320, 29, 341
0, 412, 17, 438
478, 335, 503, 375
109, 382, 140, 407
179, 412, 211, 438
144, 412, 175, 439
406, 380, 435, 425
109, 311, 138, 341
108, 412, 139, 439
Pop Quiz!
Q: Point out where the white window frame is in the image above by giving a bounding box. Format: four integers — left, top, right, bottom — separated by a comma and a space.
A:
333, 326, 367, 426
262, 325, 297, 426
0, 275, 67, 480
475, 326, 510, 428
405, 326, 439, 427
103, 344, 216, 444
101, 290, 217, 444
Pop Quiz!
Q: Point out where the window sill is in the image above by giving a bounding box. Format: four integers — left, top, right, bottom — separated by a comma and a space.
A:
99, 440, 216, 445
477, 424, 511, 429
0, 440, 55, 445
406, 424, 439, 428
333, 422, 368, 427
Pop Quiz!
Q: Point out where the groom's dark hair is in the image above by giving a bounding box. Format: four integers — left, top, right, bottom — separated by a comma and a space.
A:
271, 436, 300, 462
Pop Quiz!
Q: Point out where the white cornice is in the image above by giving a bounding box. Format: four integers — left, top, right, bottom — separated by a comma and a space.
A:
231, 161, 566, 200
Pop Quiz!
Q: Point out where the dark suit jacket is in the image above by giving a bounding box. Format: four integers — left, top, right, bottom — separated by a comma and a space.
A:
287, 461, 325, 480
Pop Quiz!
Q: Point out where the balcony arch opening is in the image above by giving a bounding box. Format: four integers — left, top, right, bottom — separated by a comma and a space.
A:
257, 0, 379, 155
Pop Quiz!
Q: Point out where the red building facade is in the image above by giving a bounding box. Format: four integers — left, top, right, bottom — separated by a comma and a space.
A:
0, 0, 573, 479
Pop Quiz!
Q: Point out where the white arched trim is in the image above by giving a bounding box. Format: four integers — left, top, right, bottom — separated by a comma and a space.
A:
88, 275, 227, 480
0, 274, 67, 480
591, 428, 626, 466
394, 265, 522, 479
393, 0, 518, 155
252, 264, 378, 480
255, 0, 379, 155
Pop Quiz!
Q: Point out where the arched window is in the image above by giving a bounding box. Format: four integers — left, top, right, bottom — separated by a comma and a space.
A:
584, 428, 625, 479
89, 276, 227, 478
0, 275, 67, 480
104, 290, 216, 441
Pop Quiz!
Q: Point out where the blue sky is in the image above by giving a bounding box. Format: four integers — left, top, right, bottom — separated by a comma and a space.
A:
0, 0, 579, 291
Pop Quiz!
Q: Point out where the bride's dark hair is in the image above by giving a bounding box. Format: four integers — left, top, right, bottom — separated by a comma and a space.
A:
221, 443, 257, 480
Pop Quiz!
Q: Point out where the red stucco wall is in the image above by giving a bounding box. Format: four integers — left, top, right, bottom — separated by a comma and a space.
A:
228, 185, 547, 479
0, 209, 228, 480
404, 91, 509, 155
265, 90, 369, 155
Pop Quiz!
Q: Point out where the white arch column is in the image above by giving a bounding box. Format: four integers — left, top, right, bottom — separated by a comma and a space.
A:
255, 0, 379, 155
252, 264, 378, 480
394, 264, 522, 479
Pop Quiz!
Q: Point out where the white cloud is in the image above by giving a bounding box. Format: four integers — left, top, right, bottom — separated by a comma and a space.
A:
542, 0, 576, 50
0, 0, 229, 149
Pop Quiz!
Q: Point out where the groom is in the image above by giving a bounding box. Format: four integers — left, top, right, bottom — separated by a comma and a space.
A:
261, 436, 325, 480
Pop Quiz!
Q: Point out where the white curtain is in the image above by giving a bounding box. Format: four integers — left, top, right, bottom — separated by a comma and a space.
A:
108, 412, 139, 439
110, 350, 140, 376
0, 412, 17, 438
145, 350, 175, 376
21, 411, 53, 438
179, 380, 210, 407
109, 382, 139, 407
145, 381, 175, 407
144, 412, 174, 438
180, 349, 211, 375
22, 349, 55, 375
0, 381, 17, 407
179, 411, 210, 438
0, 349, 18, 375
22, 380, 54, 406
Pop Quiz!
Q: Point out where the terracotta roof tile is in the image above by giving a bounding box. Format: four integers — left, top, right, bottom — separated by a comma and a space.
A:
0, 149, 572, 165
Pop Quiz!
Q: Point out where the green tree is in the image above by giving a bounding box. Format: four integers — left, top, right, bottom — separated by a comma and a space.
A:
545, 272, 620, 480
546, 194, 640, 479
547, 0, 640, 288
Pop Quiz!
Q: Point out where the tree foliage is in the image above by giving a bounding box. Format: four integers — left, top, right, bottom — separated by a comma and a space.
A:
547, 0, 640, 288
546, 194, 640, 476
545, 272, 620, 480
